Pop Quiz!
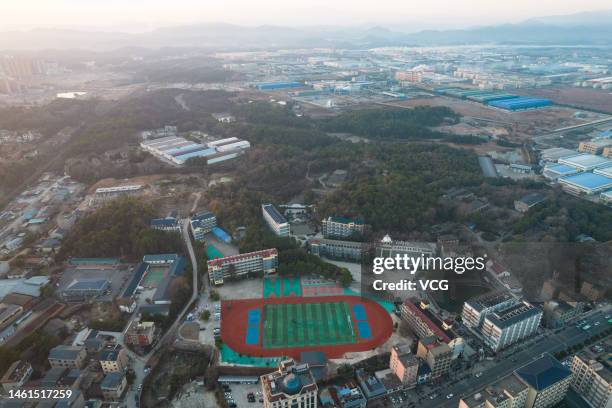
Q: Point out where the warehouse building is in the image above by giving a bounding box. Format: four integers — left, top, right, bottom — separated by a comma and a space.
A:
542, 163, 581, 180
540, 147, 579, 163
141, 135, 250, 166
488, 97, 552, 111
255, 81, 303, 90
558, 153, 611, 172
207, 248, 278, 285
481, 301, 542, 352
593, 163, 612, 178
262, 204, 290, 237
558, 172, 612, 195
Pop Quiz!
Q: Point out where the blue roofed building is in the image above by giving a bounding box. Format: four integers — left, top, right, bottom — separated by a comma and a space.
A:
543, 164, 580, 180
190, 211, 217, 241
558, 172, 612, 195
558, 153, 611, 172
515, 353, 572, 408
150, 216, 181, 233
488, 97, 552, 111
262, 204, 290, 237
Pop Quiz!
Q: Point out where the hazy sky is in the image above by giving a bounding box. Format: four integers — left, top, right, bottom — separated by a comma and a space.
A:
4, 0, 611, 32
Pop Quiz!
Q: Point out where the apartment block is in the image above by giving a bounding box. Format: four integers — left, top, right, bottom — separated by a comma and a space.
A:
481, 301, 542, 352
416, 337, 452, 379
389, 343, 419, 387
48, 345, 86, 369
515, 353, 572, 408
571, 348, 611, 408
462, 290, 517, 329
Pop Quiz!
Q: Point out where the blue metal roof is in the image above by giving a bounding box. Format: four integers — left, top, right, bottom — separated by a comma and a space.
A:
515, 353, 571, 391
488, 97, 552, 110
545, 164, 578, 175
150, 218, 178, 227
66, 279, 109, 291
122, 262, 149, 298
262, 204, 288, 225
560, 172, 612, 189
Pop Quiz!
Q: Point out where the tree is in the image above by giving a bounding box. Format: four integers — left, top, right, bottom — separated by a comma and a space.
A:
201, 310, 211, 321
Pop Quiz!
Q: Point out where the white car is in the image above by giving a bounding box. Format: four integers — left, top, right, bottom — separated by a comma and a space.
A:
446, 394, 454, 399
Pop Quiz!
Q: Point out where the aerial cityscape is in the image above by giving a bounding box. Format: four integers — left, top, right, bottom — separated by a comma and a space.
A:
0, 2, 611, 408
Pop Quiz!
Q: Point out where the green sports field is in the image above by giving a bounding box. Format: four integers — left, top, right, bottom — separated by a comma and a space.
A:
262, 301, 356, 348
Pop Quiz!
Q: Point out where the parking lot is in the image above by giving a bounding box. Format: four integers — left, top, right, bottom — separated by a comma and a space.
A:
221, 383, 264, 408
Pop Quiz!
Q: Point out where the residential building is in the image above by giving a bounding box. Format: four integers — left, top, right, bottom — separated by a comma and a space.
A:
481, 301, 542, 352
571, 348, 611, 408
100, 372, 127, 401
1, 360, 33, 393
389, 343, 419, 387
99, 345, 127, 374
515, 353, 572, 408
190, 211, 217, 241
319, 382, 367, 408
308, 239, 364, 262
125, 321, 156, 347
416, 337, 452, 379
321, 216, 365, 239
459, 374, 528, 408
462, 290, 517, 329
355, 368, 387, 399
262, 204, 290, 237
41, 367, 82, 389
48, 345, 86, 369
514, 193, 547, 213
400, 299, 464, 358
208, 249, 278, 285
261, 359, 318, 408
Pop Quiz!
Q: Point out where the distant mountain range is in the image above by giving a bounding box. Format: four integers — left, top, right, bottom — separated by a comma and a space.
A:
1, 10, 611, 51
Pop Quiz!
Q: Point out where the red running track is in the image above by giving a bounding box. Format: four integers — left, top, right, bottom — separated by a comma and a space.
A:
220, 295, 393, 360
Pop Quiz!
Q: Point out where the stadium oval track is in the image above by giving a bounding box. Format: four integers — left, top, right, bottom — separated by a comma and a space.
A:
220, 295, 393, 359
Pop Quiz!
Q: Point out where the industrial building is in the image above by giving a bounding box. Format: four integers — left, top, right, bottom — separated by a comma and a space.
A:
558, 172, 612, 195
481, 301, 542, 352
255, 81, 304, 90
262, 204, 290, 237
260, 359, 318, 408
571, 347, 612, 408
321, 216, 365, 239
487, 97, 552, 111
190, 211, 217, 241
593, 164, 612, 178
207, 248, 278, 285
514, 353, 572, 408
542, 164, 580, 180
539, 147, 579, 163
558, 153, 611, 172
140, 136, 250, 166
462, 290, 517, 329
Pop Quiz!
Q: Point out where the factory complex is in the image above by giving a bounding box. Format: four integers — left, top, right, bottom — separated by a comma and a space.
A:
140, 135, 250, 166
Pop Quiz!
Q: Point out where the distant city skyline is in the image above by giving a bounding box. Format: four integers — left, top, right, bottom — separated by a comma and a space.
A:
3, 0, 612, 33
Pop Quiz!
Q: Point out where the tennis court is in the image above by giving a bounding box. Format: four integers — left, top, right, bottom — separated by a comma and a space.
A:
262, 301, 355, 348
142, 266, 167, 288
206, 245, 223, 260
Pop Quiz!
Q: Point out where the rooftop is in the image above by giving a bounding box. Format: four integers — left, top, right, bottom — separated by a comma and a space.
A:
465, 290, 515, 312
48, 345, 84, 361
486, 301, 541, 329
559, 172, 612, 190
559, 153, 611, 170
515, 353, 571, 391
262, 204, 288, 225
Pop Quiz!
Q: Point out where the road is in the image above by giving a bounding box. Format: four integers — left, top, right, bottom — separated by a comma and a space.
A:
400, 308, 610, 408
127, 218, 200, 408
